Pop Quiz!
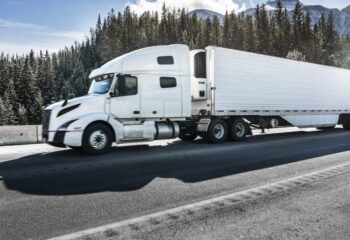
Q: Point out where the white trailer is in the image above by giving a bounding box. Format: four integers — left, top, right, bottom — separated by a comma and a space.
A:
42, 44, 350, 154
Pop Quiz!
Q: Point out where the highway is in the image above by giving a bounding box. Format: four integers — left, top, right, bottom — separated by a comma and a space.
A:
1, 127, 350, 239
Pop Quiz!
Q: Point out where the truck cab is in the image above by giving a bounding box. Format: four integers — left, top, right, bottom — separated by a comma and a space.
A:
42, 44, 194, 154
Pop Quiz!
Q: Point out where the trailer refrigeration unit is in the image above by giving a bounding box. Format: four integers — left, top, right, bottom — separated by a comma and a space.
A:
42, 44, 350, 154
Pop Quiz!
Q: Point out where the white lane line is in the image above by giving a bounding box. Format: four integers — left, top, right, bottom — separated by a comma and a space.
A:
50, 162, 350, 240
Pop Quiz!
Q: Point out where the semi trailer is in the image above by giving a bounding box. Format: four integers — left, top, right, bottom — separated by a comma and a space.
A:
42, 44, 350, 154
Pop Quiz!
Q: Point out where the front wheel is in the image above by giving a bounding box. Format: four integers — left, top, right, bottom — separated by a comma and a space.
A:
82, 123, 113, 155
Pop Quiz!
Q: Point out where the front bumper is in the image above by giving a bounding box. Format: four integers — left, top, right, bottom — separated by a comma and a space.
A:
44, 131, 83, 148
51, 131, 66, 147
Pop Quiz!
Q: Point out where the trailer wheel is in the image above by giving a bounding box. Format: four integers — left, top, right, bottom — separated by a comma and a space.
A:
82, 123, 113, 155
230, 119, 248, 141
205, 119, 228, 144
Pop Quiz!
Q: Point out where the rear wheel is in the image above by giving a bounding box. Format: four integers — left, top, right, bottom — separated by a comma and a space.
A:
204, 119, 228, 144
68, 146, 81, 151
230, 119, 248, 141
82, 123, 113, 155
342, 115, 350, 130
343, 122, 350, 130
179, 127, 198, 141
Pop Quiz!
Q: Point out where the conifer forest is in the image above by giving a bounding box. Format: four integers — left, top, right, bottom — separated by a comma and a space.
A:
1, 1, 350, 125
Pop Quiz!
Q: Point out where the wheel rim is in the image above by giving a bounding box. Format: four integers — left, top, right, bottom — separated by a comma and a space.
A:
235, 123, 245, 138
89, 130, 108, 150
213, 123, 225, 139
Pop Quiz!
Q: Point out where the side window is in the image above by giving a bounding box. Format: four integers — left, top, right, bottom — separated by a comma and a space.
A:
117, 76, 137, 96
194, 52, 207, 78
160, 77, 177, 88
157, 56, 174, 65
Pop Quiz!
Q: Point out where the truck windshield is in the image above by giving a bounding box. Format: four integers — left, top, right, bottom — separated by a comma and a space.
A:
89, 74, 114, 94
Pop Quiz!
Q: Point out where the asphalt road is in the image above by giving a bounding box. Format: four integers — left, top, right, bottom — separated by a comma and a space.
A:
1, 127, 350, 239
135, 168, 350, 240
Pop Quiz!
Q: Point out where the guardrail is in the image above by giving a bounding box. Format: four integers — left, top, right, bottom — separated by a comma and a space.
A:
0, 125, 42, 146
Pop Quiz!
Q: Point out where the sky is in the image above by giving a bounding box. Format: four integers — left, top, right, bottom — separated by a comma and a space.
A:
0, 0, 349, 55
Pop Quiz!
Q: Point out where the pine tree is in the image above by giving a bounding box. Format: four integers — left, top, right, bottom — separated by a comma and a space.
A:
229, 11, 239, 49
292, 1, 304, 51
222, 11, 230, 47
243, 15, 256, 52
36, 50, 54, 106
255, 4, 271, 54
211, 15, 221, 45
0, 97, 6, 125
203, 18, 212, 46
323, 12, 339, 65
0, 54, 9, 96
17, 57, 38, 124
301, 12, 314, 61
272, 0, 289, 57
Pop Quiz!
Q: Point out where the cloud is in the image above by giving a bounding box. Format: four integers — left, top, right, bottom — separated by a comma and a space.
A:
127, 0, 247, 15
34, 31, 86, 41
0, 19, 48, 30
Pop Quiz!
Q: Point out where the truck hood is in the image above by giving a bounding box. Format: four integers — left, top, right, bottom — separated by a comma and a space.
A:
45, 95, 104, 111
45, 95, 107, 131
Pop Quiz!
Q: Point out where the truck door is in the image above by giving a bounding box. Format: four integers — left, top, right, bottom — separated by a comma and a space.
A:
140, 75, 182, 118
139, 74, 164, 118
109, 75, 141, 119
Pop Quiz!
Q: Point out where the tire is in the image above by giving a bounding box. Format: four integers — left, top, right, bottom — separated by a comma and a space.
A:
179, 127, 198, 141
68, 146, 81, 151
317, 126, 336, 130
205, 119, 228, 144
343, 122, 350, 130
230, 119, 248, 141
82, 123, 113, 155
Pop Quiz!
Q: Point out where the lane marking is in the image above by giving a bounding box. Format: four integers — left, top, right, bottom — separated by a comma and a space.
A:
50, 162, 350, 240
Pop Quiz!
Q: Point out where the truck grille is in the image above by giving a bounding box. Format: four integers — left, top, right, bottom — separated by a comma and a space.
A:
42, 110, 52, 138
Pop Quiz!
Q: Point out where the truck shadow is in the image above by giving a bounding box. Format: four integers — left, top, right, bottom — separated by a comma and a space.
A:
0, 129, 350, 196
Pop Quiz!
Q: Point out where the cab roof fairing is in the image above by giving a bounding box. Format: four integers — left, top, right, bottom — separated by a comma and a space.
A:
89, 44, 191, 79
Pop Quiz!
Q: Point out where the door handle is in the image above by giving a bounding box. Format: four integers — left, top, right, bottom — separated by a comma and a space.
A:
133, 111, 140, 114
153, 111, 157, 114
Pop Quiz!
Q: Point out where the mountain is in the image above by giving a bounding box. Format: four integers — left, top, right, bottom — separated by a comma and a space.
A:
265, 0, 303, 10
247, 1, 350, 35
189, 1, 350, 35
188, 9, 224, 23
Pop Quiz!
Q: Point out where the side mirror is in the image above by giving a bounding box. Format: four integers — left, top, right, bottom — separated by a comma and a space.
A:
110, 90, 119, 98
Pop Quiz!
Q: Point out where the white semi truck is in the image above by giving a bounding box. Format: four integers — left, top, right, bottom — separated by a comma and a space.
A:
42, 44, 350, 154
